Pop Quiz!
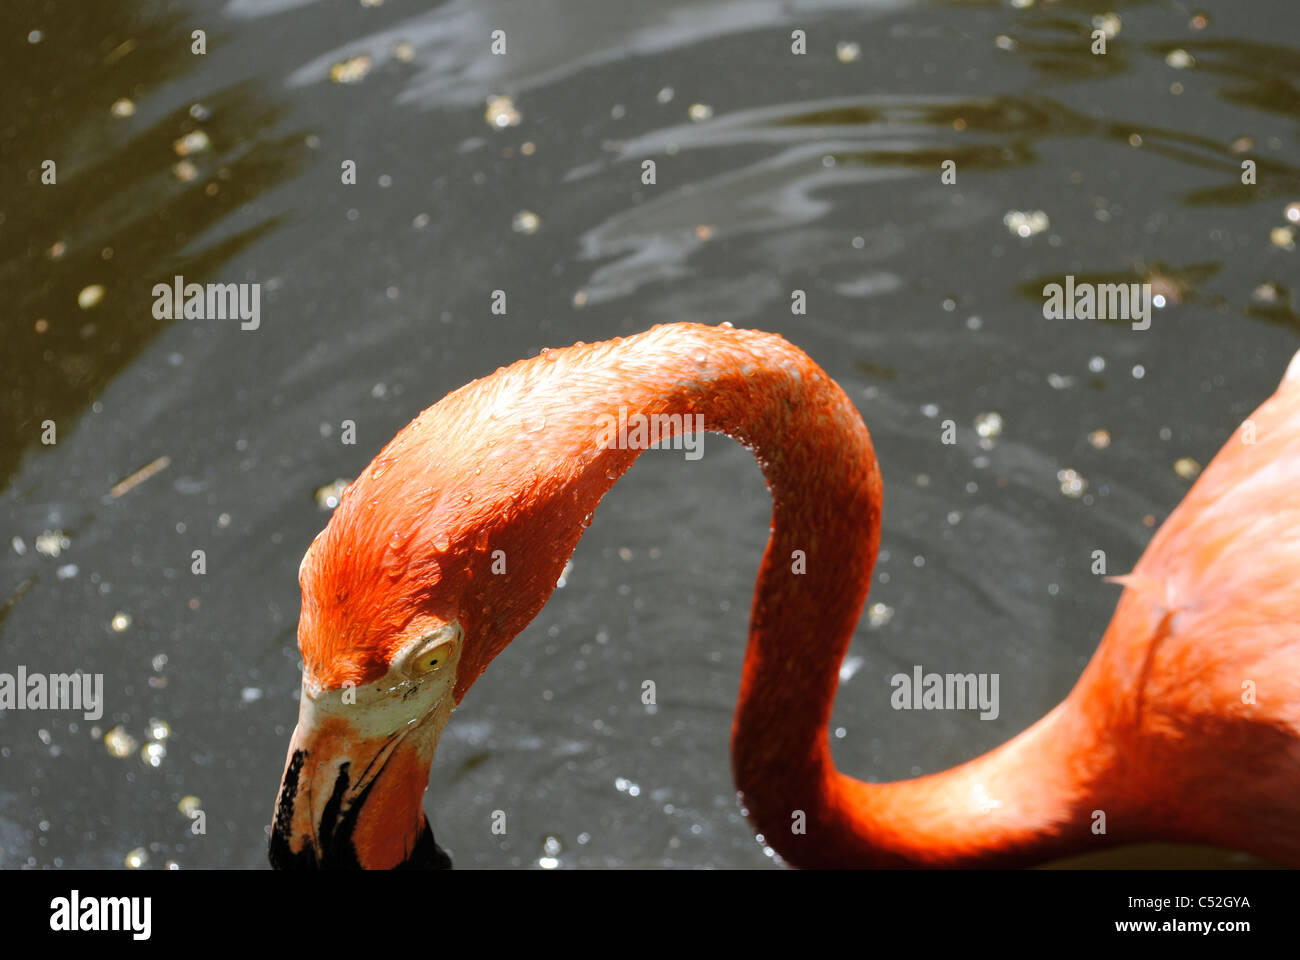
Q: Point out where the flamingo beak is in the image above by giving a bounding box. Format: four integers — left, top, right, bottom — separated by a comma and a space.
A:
269, 684, 453, 870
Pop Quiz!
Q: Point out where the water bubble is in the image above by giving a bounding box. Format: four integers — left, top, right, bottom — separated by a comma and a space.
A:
141, 742, 166, 767
1057, 468, 1087, 498
104, 726, 138, 759
974, 412, 1003, 439
866, 602, 894, 629
172, 130, 211, 156
537, 833, 563, 869
329, 55, 372, 84
77, 285, 105, 309
1251, 283, 1281, 305
1091, 13, 1122, 38
1003, 210, 1049, 238
485, 95, 521, 129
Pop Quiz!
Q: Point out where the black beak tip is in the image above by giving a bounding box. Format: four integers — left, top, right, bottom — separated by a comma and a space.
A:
396, 818, 453, 870
270, 749, 452, 870
268, 817, 453, 870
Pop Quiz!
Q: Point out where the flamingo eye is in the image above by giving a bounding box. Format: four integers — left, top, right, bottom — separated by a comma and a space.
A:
404, 623, 461, 676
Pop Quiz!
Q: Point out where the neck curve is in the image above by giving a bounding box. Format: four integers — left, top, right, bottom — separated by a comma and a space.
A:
330, 323, 1118, 866
545, 325, 1113, 866
594, 325, 1109, 867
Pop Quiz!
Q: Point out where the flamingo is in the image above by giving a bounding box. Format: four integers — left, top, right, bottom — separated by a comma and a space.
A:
270, 323, 1300, 869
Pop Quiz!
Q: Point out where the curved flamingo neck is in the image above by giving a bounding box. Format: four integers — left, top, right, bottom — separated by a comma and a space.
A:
619, 326, 1102, 867
534, 325, 1104, 866
315, 323, 1109, 866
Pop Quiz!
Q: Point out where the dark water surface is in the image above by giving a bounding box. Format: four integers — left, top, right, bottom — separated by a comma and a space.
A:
2, 0, 1298, 868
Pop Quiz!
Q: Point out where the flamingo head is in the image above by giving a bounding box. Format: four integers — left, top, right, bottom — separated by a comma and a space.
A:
270, 366, 626, 869
268, 616, 461, 870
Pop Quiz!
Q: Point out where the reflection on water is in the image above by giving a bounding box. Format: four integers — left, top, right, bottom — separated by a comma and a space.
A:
1, 4, 306, 486
2, 0, 1298, 869
272, 0, 915, 106
1154, 37, 1300, 118
1017, 261, 1222, 319
997, 14, 1134, 79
